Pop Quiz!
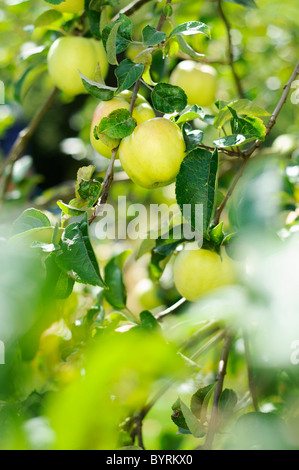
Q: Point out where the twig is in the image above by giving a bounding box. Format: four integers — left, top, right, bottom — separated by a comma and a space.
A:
217, 0, 245, 99
112, 0, 152, 22
244, 60, 299, 158
202, 332, 233, 450
155, 297, 187, 321
156, 0, 172, 32
0, 87, 58, 180
213, 60, 299, 224
89, 1, 172, 225
213, 155, 248, 225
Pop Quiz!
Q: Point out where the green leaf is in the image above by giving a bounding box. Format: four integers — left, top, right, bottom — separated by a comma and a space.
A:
142, 25, 166, 46
45, 253, 75, 300
57, 200, 88, 217
190, 383, 216, 422
78, 180, 102, 207
219, 389, 238, 416
34, 9, 62, 28
15, 62, 47, 103
169, 21, 210, 39
151, 83, 187, 114
176, 148, 219, 233
75, 165, 96, 198
182, 122, 204, 153
13, 208, 51, 235
209, 222, 224, 244
213, 134, 253, 148
136, 311, 160, 332
104, 250, 132, 309
56, 214, 105, 287
115, 59, 144, 94
214, 99, 270, 129
175, 105, 205, 125
172, 398, 204, 438
230, 109, 267, 141
102, 14, 132, 56
96, 108, 136, 139
175, 35, 205, 59
105, 21, 121, 65
80, 73, 116, 101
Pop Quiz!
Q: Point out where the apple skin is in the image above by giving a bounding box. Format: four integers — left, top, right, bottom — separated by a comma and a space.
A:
91, 91, 156, 159
173, 248, 235, 301
44, 0, 84, 14
119, 117, 186, 189
170, 60, 217, 107
134, 279, 162, 310
47, 37, 108, 96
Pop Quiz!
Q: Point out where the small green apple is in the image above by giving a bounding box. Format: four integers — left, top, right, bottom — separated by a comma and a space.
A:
44, 0, 84, 14
170, 60, 217, 107
47, 37, 108, 96
173, 248, 235, 301
119, 117, 186, 189
134, 279, 162, 310
90, 91, 156, 159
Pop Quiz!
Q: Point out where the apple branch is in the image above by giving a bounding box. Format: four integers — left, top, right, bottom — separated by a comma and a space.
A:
112, 0, 152, 22
217, 0, 245, 99
0, 87, 58, 180
213, 59, 299, 225
89, 1, 172, 225
202, 332, 233, 450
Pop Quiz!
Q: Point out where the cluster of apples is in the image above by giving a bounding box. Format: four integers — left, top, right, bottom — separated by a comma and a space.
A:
44, 0, 235, 302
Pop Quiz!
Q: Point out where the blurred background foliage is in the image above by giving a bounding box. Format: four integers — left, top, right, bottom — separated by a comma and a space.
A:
0, 0, 299, 450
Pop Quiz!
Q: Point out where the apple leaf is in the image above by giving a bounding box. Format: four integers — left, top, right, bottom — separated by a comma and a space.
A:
34, 10, 62, 28
176, 148, 219, 233
175, 104, 205, 124
190, 383, 216, 421
115, 59, 145, 94
102, 14, 132, 55
142, 25, 166, 46
175, 35, 205, 59
151, 83, 187, 113
104, 250, 132, 309
213, 134, 255, 148
96, 108, 136, 139
56, 214, 105, 287
182, 122, 204, 153
80, 73, 116, 101
214, 99, 270, 129
13, 208, 51, 235
169, 21, 211, 39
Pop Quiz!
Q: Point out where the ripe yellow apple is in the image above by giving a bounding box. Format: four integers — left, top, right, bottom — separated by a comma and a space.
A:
47, 37, 108, 96
173, 248, 235, 301
119, 118, 186, 189
169, 60, 217, 107
44, 0, 84, 14
90, 91, 155, 159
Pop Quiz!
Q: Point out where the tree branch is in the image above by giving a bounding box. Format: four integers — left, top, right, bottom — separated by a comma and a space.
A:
217, 0, 245, 99
202, 332, 233, 450
0, 87, 58, 180
112, 0, 152, 22
213, 60, 299, 224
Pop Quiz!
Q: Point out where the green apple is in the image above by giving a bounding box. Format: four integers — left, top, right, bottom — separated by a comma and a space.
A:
47, 37, 108, 96
169, 60, 217, 107
134, 279, 162, 310
119, 118, 186, 189
90, 91, 156, 159
173, 248, 235, 301
44, 0, 84, 14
